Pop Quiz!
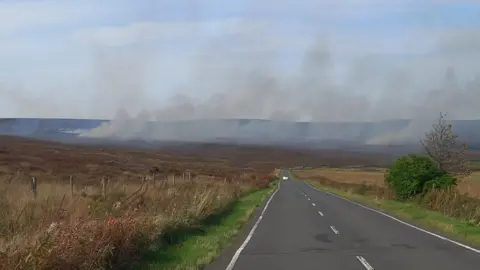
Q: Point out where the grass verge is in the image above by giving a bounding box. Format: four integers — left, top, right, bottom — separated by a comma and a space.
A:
306, 180, 480, 247
141, 181, 278, 270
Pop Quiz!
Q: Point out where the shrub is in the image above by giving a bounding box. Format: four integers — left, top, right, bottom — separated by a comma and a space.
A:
423, 174, 457, 192
385, 154, 456, 200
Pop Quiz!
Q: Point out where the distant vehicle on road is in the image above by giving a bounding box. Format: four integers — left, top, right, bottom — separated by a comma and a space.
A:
282, 176, 288, 180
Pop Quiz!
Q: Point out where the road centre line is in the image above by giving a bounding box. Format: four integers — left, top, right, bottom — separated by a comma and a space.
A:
356, 256, 374, 270
330, 225, 340, 235
304, 181, 480, 254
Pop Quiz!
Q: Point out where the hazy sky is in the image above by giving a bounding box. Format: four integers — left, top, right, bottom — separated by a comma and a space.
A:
0, 0, 479, 120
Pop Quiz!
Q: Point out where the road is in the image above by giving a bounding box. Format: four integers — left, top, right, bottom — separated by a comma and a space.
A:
207, 170, 480, 270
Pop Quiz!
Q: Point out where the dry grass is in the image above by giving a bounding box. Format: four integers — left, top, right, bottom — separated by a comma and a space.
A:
0, 174, 273, 270
0, 136, 278, 269
458, 172, 480, 197
295, 168, 480, 197
295, 168, 386, 186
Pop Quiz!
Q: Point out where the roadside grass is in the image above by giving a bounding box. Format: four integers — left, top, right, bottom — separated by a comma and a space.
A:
142, 181, 278, 270
305, 179, 480, 247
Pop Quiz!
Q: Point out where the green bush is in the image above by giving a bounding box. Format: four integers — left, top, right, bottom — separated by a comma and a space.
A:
385, 154, 456, 200
423, 174, 457, 191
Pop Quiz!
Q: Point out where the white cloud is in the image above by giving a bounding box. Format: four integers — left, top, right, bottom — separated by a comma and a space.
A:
70, 17, 424, 56
246, 0, 423, 21
0, 0, 121, 37
71, 18, 247, 47
70, 16, 327, 52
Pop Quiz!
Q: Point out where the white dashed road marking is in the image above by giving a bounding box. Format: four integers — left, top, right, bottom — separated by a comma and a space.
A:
356, 256, 374, 270
318, 211, 324, 216
307, 198, 310, 201
312, 203, 316, 206
329, 226, 340, 235
304, 181, 480, 254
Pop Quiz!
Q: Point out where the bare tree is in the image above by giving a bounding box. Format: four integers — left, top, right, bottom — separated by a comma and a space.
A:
420, 112, 470, 177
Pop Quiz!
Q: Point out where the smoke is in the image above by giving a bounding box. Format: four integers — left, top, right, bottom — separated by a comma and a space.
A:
87, 46, 151, 117
2, 1, 479, 144
79, 22, 480, 143
366, 64, 480, 145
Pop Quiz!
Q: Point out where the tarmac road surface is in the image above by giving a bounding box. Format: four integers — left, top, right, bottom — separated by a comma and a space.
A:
207, 170, 480, 270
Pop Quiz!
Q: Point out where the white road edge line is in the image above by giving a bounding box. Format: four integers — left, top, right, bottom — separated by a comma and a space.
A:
356, 256, 374, 270
318, 211, 324, 216
304, 181, 480, 254
312, 203, 316, 206
225, 180, 281, 270
330, 225, 340, 235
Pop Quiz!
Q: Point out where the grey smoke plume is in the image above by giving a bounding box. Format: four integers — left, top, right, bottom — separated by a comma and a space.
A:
80, 24, 480, 144
366, 67, 480, 145
79, 23, 480, 144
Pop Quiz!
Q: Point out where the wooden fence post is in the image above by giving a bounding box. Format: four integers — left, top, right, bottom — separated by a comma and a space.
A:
172, 174, 176, 187
163, 176, 168, 188
31, 177, 37, 198
101, 177, 107, 200
69, 175, 74, 198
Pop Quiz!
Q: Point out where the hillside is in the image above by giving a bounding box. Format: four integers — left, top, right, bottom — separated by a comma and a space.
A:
0, 118, 479, 150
